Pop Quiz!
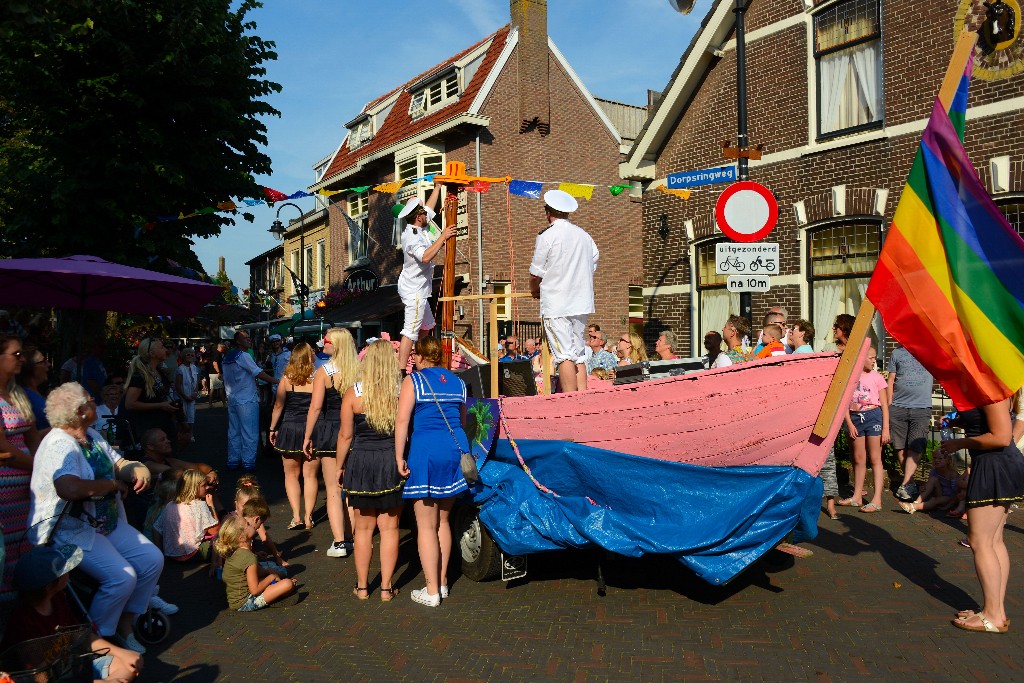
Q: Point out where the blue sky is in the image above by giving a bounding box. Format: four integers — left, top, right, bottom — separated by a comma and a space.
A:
196, 0, 712, 288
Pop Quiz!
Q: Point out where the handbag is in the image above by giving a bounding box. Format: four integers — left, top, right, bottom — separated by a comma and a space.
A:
422, 374, 479, 485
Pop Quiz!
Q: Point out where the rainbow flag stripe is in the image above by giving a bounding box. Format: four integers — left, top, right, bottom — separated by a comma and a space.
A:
866, 98, 1024, 410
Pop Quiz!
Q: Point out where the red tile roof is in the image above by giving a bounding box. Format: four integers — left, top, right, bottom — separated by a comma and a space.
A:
319, 26, 511, 186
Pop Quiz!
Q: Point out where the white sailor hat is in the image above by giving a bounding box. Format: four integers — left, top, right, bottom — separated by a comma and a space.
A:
397, 197, 423, 220
543, 189, 578, 213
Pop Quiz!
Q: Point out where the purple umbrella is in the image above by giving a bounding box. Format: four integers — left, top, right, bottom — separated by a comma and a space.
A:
0, 254, 224, 317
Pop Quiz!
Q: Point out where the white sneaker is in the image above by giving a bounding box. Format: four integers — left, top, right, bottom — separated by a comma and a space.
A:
150, 595, 179, 615
440, 585, 449, 599
115, 632, 147, 654
411, 588, 440, 607
326, 541, 349, 557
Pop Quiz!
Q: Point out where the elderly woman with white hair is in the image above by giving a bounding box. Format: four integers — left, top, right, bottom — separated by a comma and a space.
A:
28, 382, 160, 654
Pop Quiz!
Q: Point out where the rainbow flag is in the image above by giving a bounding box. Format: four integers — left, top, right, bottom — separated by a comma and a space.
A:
866, 72, 1024, 411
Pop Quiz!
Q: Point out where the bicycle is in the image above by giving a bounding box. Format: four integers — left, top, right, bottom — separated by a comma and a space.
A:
748, 256, 776, 272
718, 256, 745, 272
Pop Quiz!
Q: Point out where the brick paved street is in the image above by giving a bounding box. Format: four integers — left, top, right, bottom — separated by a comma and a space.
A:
145, 401, 1024, 682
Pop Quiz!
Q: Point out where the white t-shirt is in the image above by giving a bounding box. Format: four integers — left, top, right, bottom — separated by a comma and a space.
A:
222, 348, 262, 404
176, 363, 199, 401
529, 219, 599, 318
397, 207, 438, 301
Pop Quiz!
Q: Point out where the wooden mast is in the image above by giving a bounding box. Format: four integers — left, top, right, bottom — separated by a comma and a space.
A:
431, 161, 512, 368
810, 31, 977, 439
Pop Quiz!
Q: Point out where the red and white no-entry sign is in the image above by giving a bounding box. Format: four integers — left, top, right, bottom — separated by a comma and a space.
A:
715, 181, 778, 243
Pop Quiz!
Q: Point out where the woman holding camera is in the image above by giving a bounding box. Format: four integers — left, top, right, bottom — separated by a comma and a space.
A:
124, 337, 180, 451
28, 382, 160, 654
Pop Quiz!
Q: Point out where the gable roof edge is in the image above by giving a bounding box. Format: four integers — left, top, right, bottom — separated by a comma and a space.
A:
469, 28, 518, 115
548, 37, 622, 145
620, 0, 734, 180
308, 112, 492, 192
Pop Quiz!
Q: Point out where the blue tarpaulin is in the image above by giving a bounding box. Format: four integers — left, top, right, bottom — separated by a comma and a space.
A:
470, 438, 822, 585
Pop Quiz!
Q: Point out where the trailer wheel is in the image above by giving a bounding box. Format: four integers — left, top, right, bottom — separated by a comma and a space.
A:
455, 505, 501, 582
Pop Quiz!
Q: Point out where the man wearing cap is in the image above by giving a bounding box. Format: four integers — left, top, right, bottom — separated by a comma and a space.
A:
396, 180, 454, 370
266, 334, 291, 394
529, 189, 599, 393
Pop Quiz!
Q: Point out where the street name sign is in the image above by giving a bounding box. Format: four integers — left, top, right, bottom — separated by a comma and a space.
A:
715, 181, 778, 242
666, 165, 737, 190
727, 275, 771, 293
715, 242, 779, 275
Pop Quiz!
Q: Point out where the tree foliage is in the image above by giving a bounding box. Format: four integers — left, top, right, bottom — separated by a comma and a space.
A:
0, 0, 280, 268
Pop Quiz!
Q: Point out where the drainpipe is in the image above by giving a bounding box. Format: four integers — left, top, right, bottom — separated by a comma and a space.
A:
476, 128, 485, 343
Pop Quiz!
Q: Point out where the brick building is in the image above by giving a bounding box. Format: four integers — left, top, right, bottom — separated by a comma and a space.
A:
620, 0, 1024, 357
306, 0, 643, 350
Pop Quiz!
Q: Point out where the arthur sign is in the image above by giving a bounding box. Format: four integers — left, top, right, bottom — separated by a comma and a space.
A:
715, 181, 778, 242
344, 269, 378, 292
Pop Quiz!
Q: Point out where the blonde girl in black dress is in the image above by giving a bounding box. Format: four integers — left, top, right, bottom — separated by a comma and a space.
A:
303, 328, 359, 557
337, 340, 405, 601
269, 342, 318, 530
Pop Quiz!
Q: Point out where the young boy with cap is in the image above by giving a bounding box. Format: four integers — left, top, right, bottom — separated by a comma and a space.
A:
529, 189, 600, 392
0, 544, 143, 681
395, 180, 454, 371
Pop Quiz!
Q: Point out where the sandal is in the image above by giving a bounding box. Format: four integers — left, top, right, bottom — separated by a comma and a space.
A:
304, 519, 315, 530
955, 610, 1011, 627
837, 497, 862, 507
352, 586, 370, 600
380, 586, 399, 602
951, 612, 1009, 633
829, 513, 840, 520
286, 520, 304, 531
859, 502, 882, 513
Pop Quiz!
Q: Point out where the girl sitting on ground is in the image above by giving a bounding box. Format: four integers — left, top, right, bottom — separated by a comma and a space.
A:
899, 451, 960, 514
234, 474, 286, 568
143, 473, 181, 543
152, 468, 219, 562
215, 514, 296, 612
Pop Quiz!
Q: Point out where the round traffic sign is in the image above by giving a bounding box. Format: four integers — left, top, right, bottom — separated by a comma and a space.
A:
715, 181, 778, 242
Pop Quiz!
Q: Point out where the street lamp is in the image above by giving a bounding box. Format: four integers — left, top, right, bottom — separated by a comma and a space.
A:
268, 202, 307, 318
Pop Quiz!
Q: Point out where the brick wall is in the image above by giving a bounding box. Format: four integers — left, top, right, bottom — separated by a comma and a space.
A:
642, 0, 1024, 357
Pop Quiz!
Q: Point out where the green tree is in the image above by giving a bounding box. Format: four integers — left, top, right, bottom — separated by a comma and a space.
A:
0, 0, 280, 268
215, 266, 241, 305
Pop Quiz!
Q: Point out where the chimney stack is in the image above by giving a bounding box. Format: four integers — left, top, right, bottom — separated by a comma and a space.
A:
218, 256, 225, 274
511, 0, 550, 135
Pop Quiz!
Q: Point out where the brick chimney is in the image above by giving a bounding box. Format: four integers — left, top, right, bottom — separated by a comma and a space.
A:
511, 0, 550, 135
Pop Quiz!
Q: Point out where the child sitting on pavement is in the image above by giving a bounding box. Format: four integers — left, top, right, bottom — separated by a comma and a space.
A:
0, 544, 143, 682
233, 475, 286, 569
754, 324, 786, 360
215, 514, 296, 612
152, 469, 219, 562
899, 451, 961, 514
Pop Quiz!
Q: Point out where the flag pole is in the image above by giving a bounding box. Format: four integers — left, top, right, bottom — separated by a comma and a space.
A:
811, 30, 978, 440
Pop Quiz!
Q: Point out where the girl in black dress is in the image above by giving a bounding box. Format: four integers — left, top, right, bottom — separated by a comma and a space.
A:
269, 342, 319, 530
302, 327, 359, 557
337, 340, 405, 600
945, 395, 1024, 633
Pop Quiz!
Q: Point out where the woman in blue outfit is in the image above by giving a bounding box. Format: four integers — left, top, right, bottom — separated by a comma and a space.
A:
395, 336, 469, 607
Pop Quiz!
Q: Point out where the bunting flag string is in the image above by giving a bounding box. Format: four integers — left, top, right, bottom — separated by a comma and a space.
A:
146, 173, 700, 227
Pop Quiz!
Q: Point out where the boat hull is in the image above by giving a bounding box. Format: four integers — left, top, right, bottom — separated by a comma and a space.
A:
495, 349, 868, 478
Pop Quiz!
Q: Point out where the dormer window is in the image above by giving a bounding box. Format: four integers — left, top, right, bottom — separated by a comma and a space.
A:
348, 117, 373, 149
409, 70, 460, 118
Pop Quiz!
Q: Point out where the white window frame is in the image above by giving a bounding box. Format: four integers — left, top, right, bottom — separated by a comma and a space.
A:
347, 191, 370, 264
348, 117, 374, 149
409, 70, 460, 118
315, 239, 326, 289
303, 244, 314, 286
289, 250, 299, 296
492, 281, 511, 321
